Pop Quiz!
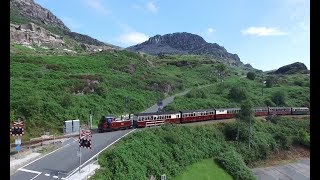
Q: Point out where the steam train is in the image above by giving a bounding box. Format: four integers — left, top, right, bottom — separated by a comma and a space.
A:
97, 107, 309, 132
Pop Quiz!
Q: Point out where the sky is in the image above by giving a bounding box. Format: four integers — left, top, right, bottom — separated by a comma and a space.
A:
34, 0, 310, 71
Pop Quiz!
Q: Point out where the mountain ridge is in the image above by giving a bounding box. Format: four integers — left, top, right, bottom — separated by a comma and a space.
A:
127, 32, 243, 67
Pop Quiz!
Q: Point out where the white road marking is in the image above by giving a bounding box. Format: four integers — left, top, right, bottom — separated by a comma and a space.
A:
65, 129, 136, 179
30, 173, 42, 180
53, 175, 58, 178
61, 178, 66, 180
18, 168, 41, 174
17, 138, 78, 171
44, 173, 50, 176
18, 168, 42, 180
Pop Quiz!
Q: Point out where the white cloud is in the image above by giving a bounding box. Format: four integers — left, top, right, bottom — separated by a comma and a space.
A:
84, 0, 109, 15
117, 32, 149, 46
145, 1, 158, 14
241, 27, 287, 36
61, 17, 83, 30
133, 1, 159, 14
207, 27, 215, 33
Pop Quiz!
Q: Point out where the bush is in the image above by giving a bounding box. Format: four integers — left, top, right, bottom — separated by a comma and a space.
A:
266, 114, 280, 124
229, 86, 247, 102
293, 129, 310, 148
266, 76, 276, 88
215, 150, 256, 180
223, 121, 250, 142
293, 80, 304, 86
185, 89, 208, 99
274, 132, 293, 150
247, 72, 256, 80
272, 91, 286, 106
264, 99, 275, 107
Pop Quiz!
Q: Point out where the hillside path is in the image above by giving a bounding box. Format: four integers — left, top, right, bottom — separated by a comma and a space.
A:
142, 84, 214, 113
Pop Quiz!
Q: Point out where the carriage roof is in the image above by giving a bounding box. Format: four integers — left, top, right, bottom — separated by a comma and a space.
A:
138, 111, 180, 116
180, 108, 216, 113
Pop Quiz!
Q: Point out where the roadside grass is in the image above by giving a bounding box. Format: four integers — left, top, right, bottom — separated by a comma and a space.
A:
173, 158, 233, 180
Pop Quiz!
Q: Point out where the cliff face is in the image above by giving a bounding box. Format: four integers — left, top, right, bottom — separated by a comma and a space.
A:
10, 23, 65, 48
10, 0, 70, 32
10, 0, 119, 52
127, 32, 243, 66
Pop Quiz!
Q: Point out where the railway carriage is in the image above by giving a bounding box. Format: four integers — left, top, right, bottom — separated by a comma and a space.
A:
180, 109, 215, 123
291, 107, 310, 115
254, 107, 269, 116
136, 111, 180, 128
215, 108, 240, 119
268, 107, 292, 115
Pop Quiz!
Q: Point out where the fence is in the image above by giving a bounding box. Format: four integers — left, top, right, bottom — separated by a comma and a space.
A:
145, 120, 165, 127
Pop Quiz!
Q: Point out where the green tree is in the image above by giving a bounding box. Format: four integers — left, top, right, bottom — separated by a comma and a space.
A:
229, 86, 247, 102
266, 76, 276, 88
237, 100, 255, 149
237, 100, 254, 123
272, 91, 286, 106
246, 72, 256, 80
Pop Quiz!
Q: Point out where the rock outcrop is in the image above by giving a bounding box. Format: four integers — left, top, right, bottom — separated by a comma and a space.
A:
273, 62, 309, 75
10, 23, 65, 48
127, 32, 243, 67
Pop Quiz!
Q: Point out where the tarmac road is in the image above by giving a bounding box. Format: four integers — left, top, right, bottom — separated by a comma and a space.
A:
10, 129, 135, 180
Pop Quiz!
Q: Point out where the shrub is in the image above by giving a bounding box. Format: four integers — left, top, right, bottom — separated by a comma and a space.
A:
266, 76, 276, 88
185, 89, 208, 99
271, 91, 286, 106
247, 72, 256, 80
293, 80, 304, 86
274, 132, 293, 150
264, 99, 275, 106
228, 86, 247, 102
215, 150, 256, 180
293, 129, 310, 148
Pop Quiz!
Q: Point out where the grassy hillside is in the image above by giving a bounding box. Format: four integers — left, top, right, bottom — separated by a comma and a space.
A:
91, 116, 309, 180
10, 45, 309, 139
10, 46, 235, 138
164, 73, 309, 111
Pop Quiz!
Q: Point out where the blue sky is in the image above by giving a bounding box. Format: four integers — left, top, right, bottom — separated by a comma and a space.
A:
34, 0, 309, 71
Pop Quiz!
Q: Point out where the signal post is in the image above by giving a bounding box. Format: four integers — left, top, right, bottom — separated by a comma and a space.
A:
10, 117, 25, 157
78, 125, 92, 175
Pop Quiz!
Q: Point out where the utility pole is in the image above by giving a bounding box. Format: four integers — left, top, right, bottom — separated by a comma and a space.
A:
79, 126, 81, 175
125, 96, 129, 114
89, 110, 92, 130
249, 116, 252, 150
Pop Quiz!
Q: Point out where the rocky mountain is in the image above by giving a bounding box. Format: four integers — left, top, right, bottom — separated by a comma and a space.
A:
10, 0, 70, 32
127, 32, 243, 66
10, 0, 119, 52
269, 62, 309, 75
